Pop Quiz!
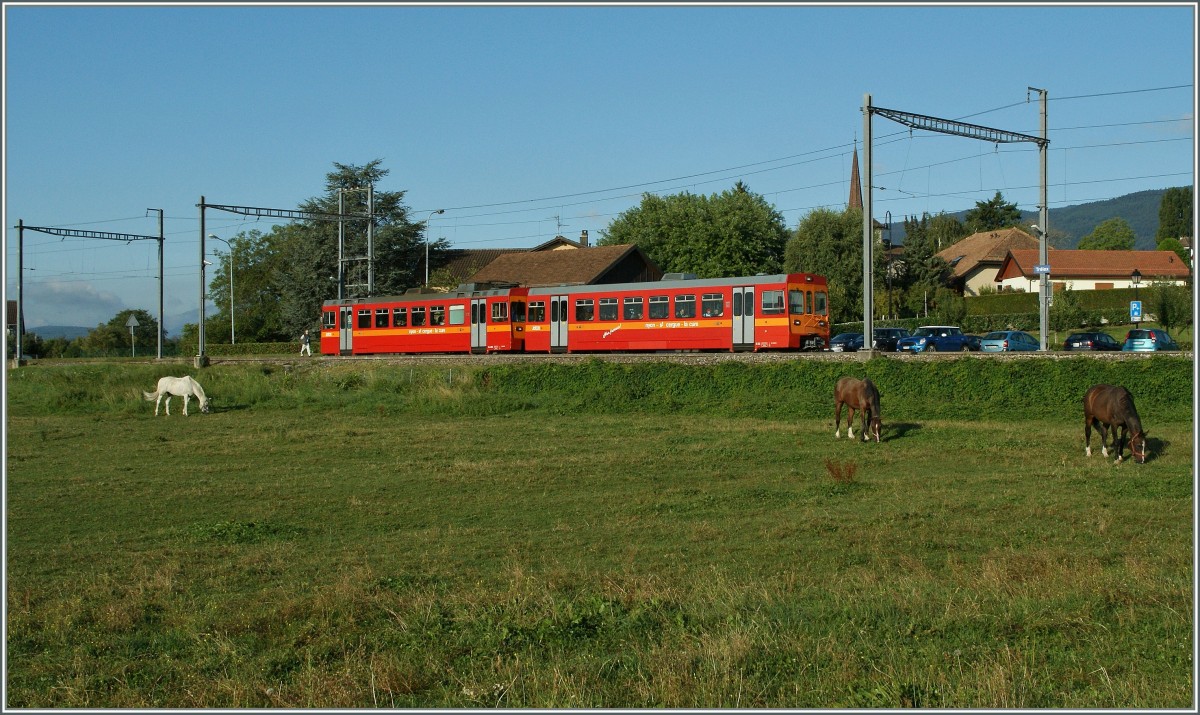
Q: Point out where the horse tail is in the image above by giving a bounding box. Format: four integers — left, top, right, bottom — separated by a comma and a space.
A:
143, 390, 157, 401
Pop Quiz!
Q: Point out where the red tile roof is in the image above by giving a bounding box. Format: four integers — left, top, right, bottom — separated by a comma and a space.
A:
468, 244, 658, 287
996, 249, 1191, 281
935, 228, 1041, 279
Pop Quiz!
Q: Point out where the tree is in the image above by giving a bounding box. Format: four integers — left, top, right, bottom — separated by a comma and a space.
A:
964, 192, 1022, 233
77, 309, 160, 356
784, 207, 883, 324
1077, 217, 1136, 250
599, 182, 788, 277
892, 213, 956, 318
206, 228, 291, 344
1146, 281, 1192, 335
1155, 186, 1193, 245
272, 160, 424, 339
1156, 236, 1190, 268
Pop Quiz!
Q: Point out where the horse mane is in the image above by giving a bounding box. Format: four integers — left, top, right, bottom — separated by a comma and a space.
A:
188, 377, 208, 402
1117, 390, 1142, 431
863, 378, 881, 417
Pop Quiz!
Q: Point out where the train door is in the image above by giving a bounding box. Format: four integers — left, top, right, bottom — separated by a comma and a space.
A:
550, 295, 568, 353
471, 298, 488, 353
339, 306, 354, 355
732, 286, 755, 350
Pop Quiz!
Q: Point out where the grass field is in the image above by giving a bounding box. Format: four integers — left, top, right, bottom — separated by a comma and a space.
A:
4, 358, 1195, 708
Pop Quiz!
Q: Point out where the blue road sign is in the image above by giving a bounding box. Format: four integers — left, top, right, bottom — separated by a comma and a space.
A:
1130, 300, 1143, 322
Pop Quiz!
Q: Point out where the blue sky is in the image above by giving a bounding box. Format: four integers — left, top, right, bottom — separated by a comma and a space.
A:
3, 2, 1195, 333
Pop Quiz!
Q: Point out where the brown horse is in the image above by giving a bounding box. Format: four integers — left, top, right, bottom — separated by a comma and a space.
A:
1084, 384, 1147, 463
834, 376, 881, 443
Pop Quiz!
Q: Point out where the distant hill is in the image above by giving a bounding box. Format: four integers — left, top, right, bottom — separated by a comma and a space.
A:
26, 325, 91, 340
888, 187, 1175, 250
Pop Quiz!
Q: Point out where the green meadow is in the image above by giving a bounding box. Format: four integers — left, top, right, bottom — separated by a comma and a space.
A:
4, 357, 1194, 708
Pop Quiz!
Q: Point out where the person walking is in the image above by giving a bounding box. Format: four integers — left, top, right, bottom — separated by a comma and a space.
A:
300, 329, 312, 356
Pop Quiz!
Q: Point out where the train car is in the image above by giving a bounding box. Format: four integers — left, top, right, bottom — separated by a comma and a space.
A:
521, 272, 829, 353
320, 284, 529, 355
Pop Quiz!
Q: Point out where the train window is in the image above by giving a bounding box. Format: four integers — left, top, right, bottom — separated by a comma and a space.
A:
599, 298, 618, 321
449, 305, 465, 325
702, 293, 723, 318
624, 297, 644, 320
815, 291, 828, 315
375, 309, 389, 328
733, 292, 742, 317
675, 294, 696, 319
789, 290, 805, 315
511, 301, 526, 322
528, 301, 546, 322
761, 290, 785, 315
575, 299, 594, 321
323, 311, 336, 329
491, 302, 508, 323
357, 309, 371, 329
649, 295, 669, 319
393, 307, 407, 327
412, 306, 427, 327
430, 306, 446, 326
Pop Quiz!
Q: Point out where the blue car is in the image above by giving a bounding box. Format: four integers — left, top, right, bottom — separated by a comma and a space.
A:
896, 326, 972, 353
1122, 328, 1179, 352
979, 330, 1039, 352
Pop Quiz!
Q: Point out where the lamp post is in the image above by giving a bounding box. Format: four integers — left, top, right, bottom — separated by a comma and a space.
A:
207, 234, 235, 344
425, 209, 445, 286
1131, 268, 1142, 302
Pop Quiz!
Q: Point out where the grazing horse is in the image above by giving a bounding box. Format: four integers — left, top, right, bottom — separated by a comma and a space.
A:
834, 376, 881, 443
143, 375, 211, 416
1084, 384, 1146, 463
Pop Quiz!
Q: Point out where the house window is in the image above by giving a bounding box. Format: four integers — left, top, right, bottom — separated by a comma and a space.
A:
1095, 283, 1114, 290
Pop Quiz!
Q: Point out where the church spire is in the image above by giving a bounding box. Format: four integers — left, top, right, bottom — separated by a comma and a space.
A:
848, 141, 863, 210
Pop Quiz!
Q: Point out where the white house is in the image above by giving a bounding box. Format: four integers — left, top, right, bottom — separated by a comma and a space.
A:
994, 249, 1191, 292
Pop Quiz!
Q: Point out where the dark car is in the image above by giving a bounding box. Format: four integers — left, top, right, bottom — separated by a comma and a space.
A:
1122, 328, 1180, 352
829, 332, 864, 352
871, 327, 911, 352
964, 334, 983, 352
1063, 332, 1122, 351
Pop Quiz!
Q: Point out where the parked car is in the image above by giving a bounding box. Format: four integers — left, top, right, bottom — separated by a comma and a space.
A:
1063, 332, 1122, 351
829, 332, 864, 352
964, 334, 983, 352
896, 325, 972, 353
871, 327, 911, 352
980, 330, 1040, 352
1122, 328, 1180, 352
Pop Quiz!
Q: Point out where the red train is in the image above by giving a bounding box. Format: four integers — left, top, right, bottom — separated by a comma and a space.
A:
320, 272, 829, 355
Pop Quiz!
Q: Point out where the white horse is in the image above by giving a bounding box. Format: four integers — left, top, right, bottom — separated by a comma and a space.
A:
143, 376, 211, 416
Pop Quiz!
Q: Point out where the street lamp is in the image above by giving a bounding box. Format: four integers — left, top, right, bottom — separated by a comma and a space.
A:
425, 209, 445, 286
1131, 268, 1142, 302
208, 234, 235, 344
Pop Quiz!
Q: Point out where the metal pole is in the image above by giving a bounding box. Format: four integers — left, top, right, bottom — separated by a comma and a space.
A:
367, 184, 374, 295
337, 189, 345, 300
198, 197, 206, 361
16, 220, 23, 363
148, 208, 164, 359
1034, 87, 1050, 351
862, 93, 874, 355
425, 208, 445, 286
